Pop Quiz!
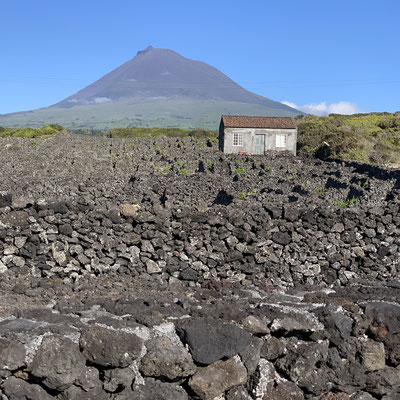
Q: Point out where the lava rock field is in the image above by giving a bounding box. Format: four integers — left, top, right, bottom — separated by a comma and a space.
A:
0, 133, 399, 399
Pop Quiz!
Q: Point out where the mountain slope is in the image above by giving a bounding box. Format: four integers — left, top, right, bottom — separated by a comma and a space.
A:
0, 46, 301, 129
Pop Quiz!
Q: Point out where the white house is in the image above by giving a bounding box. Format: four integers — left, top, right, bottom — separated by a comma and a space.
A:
219, 115, 297, 155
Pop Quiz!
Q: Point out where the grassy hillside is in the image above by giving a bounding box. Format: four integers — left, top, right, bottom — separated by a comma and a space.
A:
0, 99, 300, 130
297, 112, 400, 164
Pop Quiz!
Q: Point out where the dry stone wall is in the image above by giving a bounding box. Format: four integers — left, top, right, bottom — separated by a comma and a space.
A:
0, 134, 399, 399
0, 134, 399, 287
0, 275, 399, 399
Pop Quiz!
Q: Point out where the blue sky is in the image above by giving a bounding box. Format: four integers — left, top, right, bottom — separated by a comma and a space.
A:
1, 0, 399, 115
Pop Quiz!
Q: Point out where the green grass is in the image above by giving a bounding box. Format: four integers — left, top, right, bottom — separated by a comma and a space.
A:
0, 99, 300, 130
332, 198, 358, 207
196, 140, 207, 148
180, 168, 190, 175
315, 187, 326, 197
297, 112, 400, 164
110, 153, 117, 168
108, 127, 217, 139
0, 124, 66, 139
155, 164, 173, 174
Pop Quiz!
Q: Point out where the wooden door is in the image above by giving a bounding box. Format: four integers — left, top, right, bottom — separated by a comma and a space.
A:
255, 134, 265, 155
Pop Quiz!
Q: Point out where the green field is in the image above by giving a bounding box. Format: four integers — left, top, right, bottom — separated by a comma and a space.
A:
0, 99, 299, 130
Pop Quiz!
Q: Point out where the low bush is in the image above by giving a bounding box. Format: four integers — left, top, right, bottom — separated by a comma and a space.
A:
0, 124, 66, 139
298, 112, 400, 164
107, 127, 217, 139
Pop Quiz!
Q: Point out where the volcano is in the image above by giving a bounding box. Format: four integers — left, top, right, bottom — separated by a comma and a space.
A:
0, 46, 301, 129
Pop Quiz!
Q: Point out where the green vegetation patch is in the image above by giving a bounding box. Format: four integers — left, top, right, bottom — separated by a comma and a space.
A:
0, 124, 66, 139
106, 127, 217, 139
332, 198, 358, 207
235, 167, 246, 174
297, 112, 400, 164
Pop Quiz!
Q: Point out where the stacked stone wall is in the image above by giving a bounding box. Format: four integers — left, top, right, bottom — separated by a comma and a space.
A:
0, 134, 399, 399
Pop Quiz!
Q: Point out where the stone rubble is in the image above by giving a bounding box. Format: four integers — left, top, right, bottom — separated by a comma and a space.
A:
0, 134, 399, 399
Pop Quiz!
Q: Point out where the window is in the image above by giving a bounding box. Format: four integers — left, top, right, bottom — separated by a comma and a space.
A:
276, 134, 287, 148
233, 132, 243, 146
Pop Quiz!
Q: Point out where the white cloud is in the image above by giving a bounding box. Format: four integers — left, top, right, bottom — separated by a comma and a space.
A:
93, 97, 112, 104
282, 100, 359, 116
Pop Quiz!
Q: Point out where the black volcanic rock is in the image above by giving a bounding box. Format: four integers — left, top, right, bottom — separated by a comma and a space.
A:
30, 335, 86, 391
80, 326, 143, 368
177, 318, 252, 365
272, 231, 292, 245
0, 135, 400, 399
0, 192, 12, 208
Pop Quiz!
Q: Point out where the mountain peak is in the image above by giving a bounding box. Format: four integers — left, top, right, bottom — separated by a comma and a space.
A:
136, 45, 154, 56
51, 46, 301, 120
0, 45, 302, 129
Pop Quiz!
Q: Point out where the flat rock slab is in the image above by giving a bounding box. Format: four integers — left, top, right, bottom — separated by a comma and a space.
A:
2, 376, 54, 400
177, 318, 252, 365
0, 317, 79, 341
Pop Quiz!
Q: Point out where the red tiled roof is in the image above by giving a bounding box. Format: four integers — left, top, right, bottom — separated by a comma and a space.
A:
221, 115, 297, 129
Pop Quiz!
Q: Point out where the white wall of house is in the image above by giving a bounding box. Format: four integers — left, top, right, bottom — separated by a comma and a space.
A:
221, 127, 297, 155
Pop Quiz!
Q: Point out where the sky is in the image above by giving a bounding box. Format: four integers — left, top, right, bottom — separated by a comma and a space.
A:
1, 0, 399, 116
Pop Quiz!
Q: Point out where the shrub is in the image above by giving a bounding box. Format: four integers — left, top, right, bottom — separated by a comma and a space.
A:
377, 117, 400, 130
47, 123, 66, 132
0, 125, 66, 139
297, 112, 400, 164
180, 168, 190, 175
333, 198, 358, 207
108, 127, 217, 139
38, 125, 59, 136
235, 167, 246, 174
